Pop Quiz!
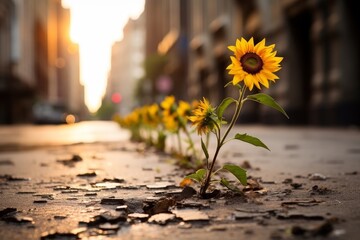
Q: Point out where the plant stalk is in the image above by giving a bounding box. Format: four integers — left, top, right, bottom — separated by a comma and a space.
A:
200, 87, 247, 197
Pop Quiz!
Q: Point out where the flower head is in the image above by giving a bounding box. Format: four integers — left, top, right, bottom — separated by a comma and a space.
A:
161, 95, 176, 114
227, 37, 283, 91
188, 98, 218, 135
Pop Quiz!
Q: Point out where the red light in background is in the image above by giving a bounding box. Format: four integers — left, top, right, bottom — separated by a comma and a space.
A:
111, 93, 122, 104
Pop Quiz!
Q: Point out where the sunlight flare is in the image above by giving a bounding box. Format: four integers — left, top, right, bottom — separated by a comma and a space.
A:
61, 0, 145, 112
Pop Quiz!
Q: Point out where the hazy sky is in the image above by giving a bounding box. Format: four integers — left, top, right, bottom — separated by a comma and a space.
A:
61, 0, 145, 113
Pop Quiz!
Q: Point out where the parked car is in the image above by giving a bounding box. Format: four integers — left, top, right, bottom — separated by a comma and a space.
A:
32, 101, 77, 124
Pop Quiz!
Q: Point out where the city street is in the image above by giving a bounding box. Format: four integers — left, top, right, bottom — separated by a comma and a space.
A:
0, 121, 359, 239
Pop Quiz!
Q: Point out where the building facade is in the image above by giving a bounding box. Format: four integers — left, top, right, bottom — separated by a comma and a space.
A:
0, 0, 86, 124
106, 13, 145, 116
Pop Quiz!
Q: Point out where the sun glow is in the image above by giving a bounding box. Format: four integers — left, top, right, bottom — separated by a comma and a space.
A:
61, 0, 145, 113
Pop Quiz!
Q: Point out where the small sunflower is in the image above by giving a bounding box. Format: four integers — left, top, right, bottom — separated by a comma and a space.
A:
188, 98, 218, 135
160, 95, 176, 115
227, 37, 283, 91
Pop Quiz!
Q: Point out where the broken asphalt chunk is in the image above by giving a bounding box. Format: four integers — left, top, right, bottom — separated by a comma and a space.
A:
77, 172, 97, 177
281, 199, 323, 207
0, 207, 17, 218
143, 197, 176, 215
100, 198, 125, 205
99, 223, 120, 231
310, 185, 332, 195
172, 209, 209, 222
56, 154, 83, 167
0, 175, 30, 181
41, 231, 78, 240
148, 213, 175, 225
234, 211, 268, 220
61, 189, 79, 194
2, 216, 34, 224
291, 220, 334, 237
17, 191, 37, 194
128, 213, 149, 222
146, 181, 175, 189
85, 211, 127, 226
102, 177, 125, 183
84, 192, 97, 196
167, 186, 197, 201
277, 213, 325, 221
176, 201, 210, 209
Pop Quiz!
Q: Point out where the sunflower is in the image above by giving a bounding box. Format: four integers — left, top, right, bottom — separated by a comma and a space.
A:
188, 98, 218, 135
226, 37, 283, 91
160, 95, 176, 115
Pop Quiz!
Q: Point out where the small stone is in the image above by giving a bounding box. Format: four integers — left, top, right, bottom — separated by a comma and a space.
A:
54, 215, 67, 220
308, 173, 327, 181
282, 178, 293, 184
34, 200, 48, 204
290, 183, 302, 189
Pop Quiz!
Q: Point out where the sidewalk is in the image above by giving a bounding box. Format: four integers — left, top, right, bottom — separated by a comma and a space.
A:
0, 122, 359, 239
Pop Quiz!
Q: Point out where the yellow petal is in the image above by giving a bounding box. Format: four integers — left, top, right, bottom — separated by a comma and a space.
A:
244, 74, 254, 90
254, 38, 266, 53
248, 37, 255, 52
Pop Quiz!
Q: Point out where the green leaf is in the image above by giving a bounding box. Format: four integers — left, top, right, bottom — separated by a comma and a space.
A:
246, 93, 289, 119
217, 97, 236, 120
234, 133, 270, 151
220, 178, 242, 192
185, 168, 206, 182
222, 164, 247, 186
201, 138, 209, 160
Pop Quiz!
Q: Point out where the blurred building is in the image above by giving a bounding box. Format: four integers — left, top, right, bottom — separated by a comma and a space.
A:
106, 13, 145, 116
0, 0, 86, 124
143, 0, 360, 126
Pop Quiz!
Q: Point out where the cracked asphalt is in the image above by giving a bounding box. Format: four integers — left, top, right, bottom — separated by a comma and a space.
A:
0, 121, 359, 239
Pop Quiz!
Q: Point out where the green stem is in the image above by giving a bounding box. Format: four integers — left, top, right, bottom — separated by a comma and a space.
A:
200, 86, 247, 197
220, 87, 246, 147
177, 131, 182, 155
183, 124, 197, 159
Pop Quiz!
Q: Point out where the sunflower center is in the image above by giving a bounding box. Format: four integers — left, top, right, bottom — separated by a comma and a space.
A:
240, 52, 263, 74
